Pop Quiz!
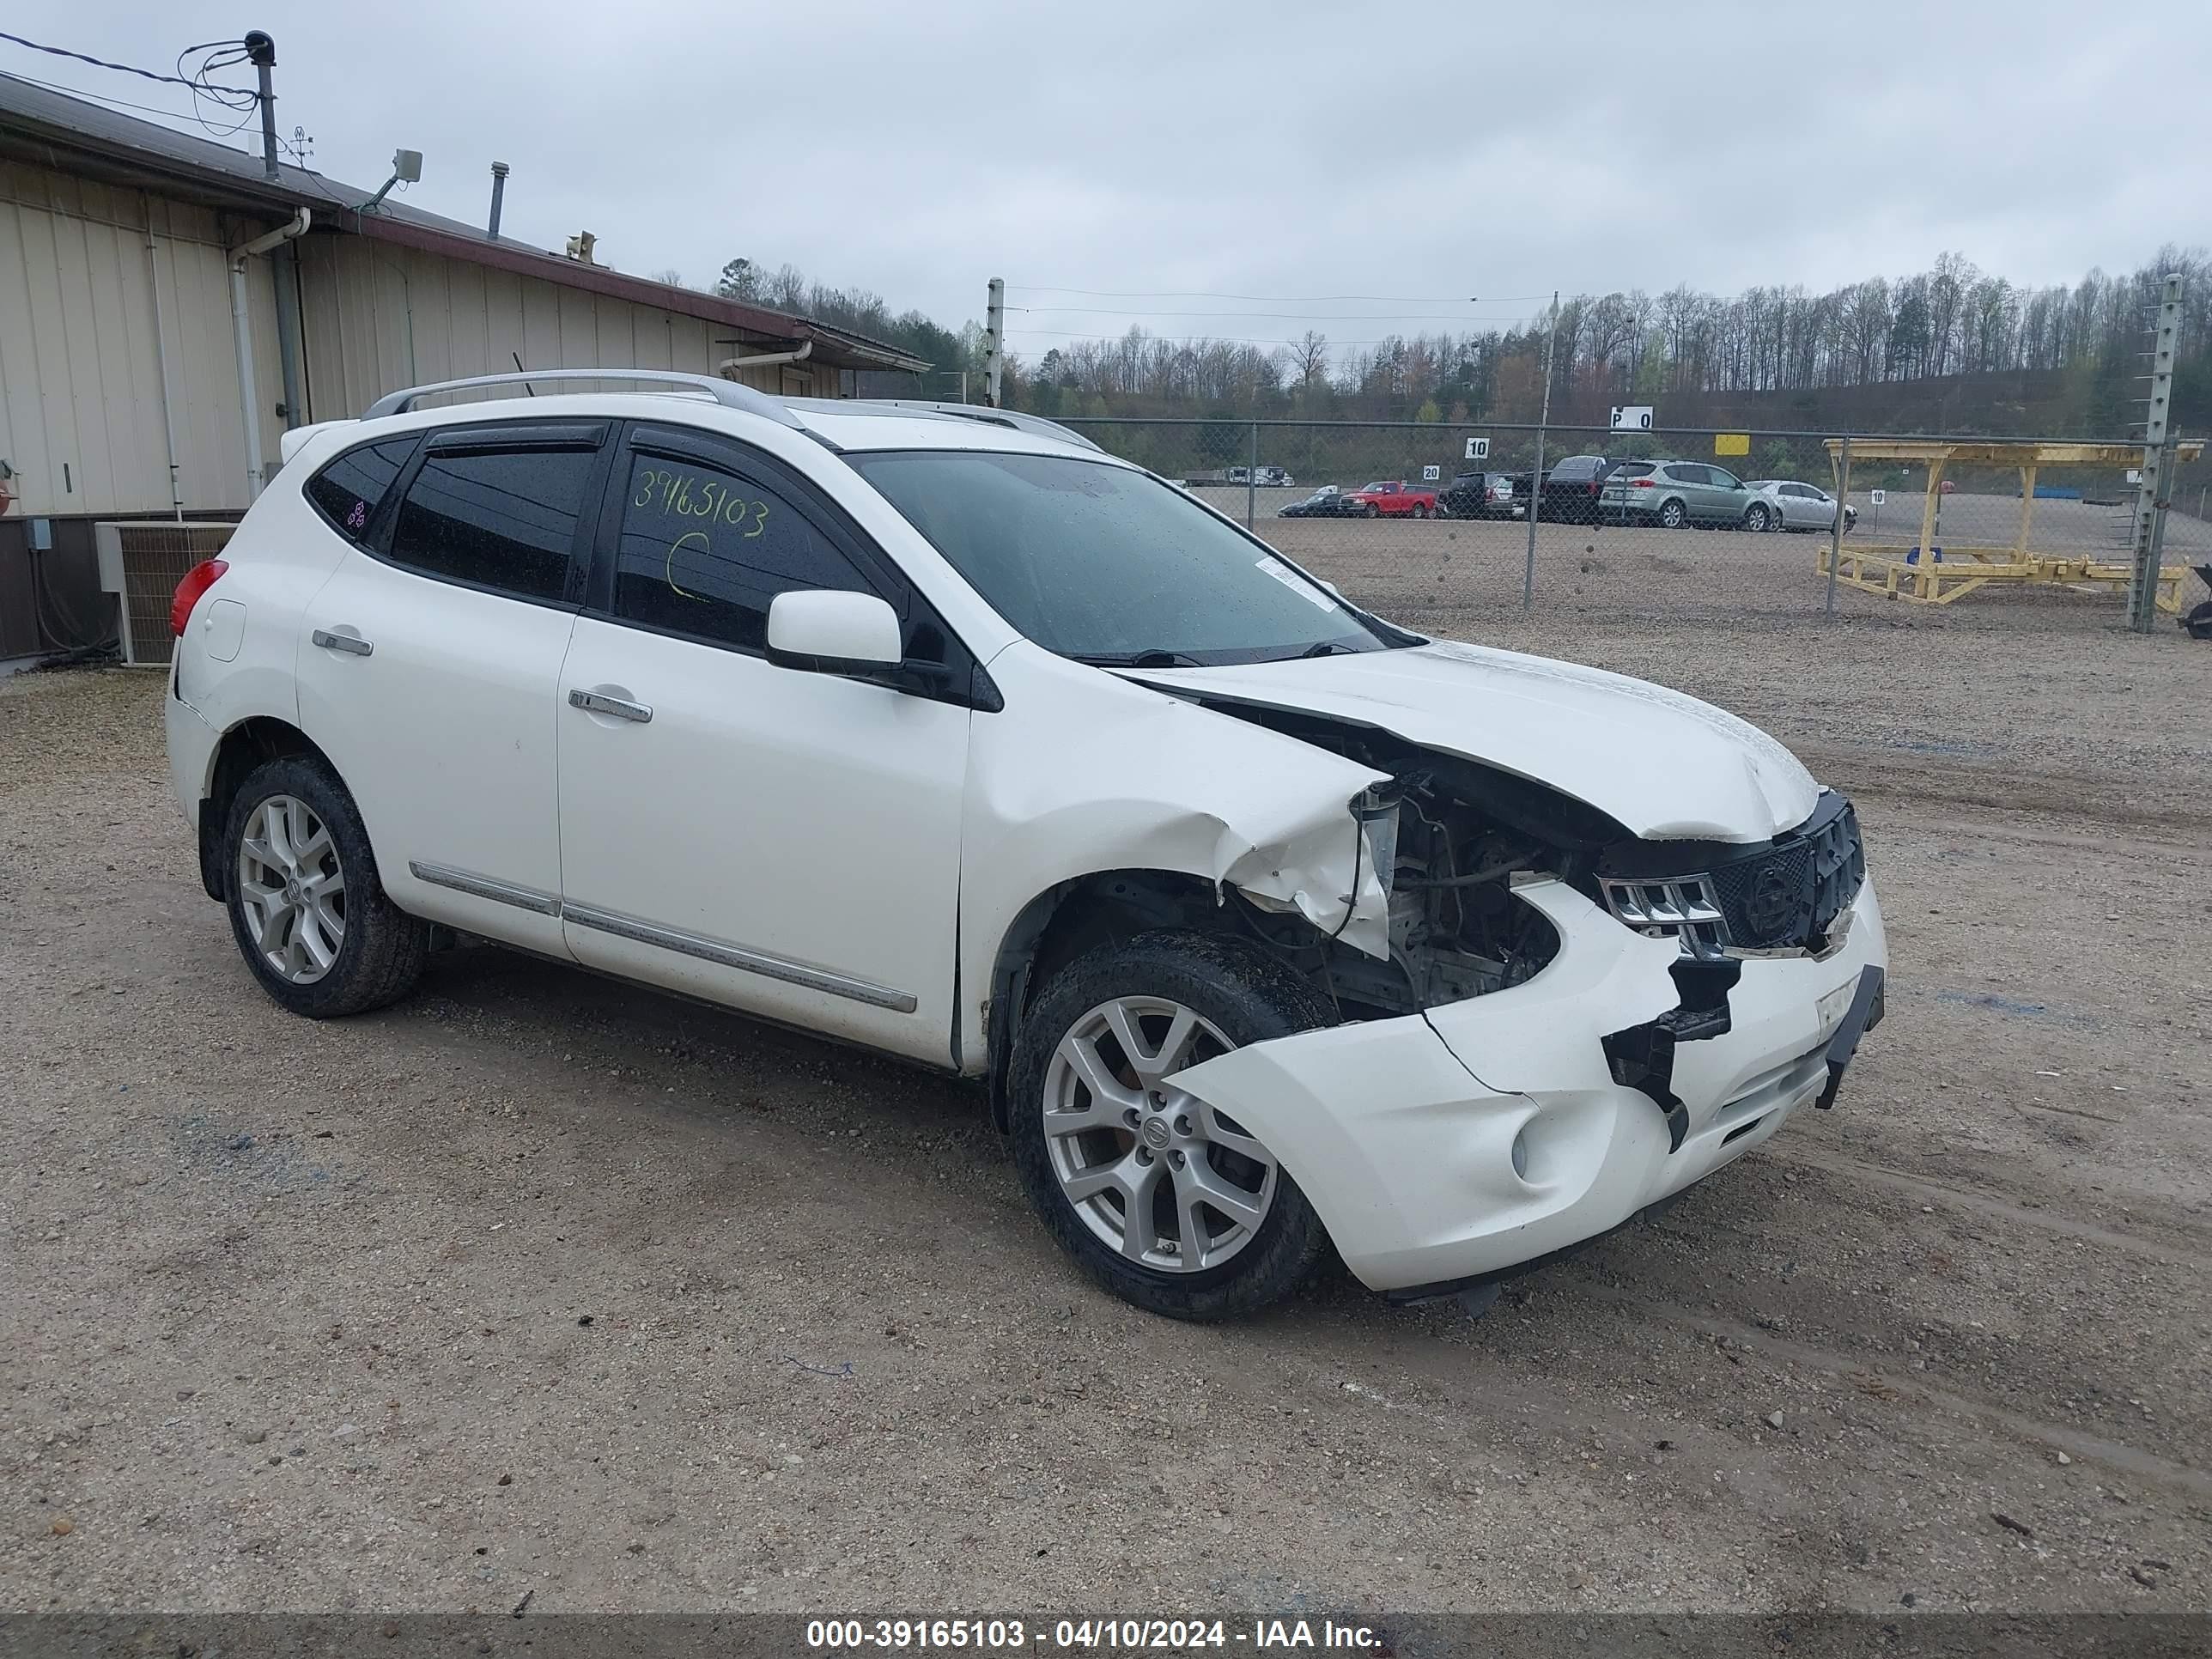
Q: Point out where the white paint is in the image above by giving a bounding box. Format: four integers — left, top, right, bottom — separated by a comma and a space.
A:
1421, 464, 1441, 481
1869, 489, 1887, 505
168, 386, 1887, 1297
1463, 437, 1490, 460
1124, 642, 1820, 842
1175, 880, 1887, 1289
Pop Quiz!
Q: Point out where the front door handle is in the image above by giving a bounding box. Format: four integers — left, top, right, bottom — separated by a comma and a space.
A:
568, 688, 653, 724
311, 628, 373, 658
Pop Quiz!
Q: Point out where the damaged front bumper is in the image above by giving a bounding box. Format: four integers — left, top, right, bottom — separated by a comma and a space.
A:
1166, 877, 1888, 1296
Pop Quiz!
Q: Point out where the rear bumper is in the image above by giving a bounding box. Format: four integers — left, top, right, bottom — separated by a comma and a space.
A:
165, 688, 219, 831
1168, 878, 1887, 1293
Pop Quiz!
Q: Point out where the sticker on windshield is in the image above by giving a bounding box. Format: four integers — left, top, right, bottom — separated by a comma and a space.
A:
1254, 556, 1341, 611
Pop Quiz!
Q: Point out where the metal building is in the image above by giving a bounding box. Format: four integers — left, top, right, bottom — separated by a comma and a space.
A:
0, 73, 928, 662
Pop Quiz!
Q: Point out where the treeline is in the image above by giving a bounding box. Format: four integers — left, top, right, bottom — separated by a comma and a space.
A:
705, 258, 981, 397
691, 248, 2206, 441
1018, 248, 2209, 437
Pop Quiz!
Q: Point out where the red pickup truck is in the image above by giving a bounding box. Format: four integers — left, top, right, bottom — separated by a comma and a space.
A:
1345, 479, 1440, 519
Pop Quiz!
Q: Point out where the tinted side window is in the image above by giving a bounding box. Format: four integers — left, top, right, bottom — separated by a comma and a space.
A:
388, 448, 592, 603
304, 439, 415, 542
1665, 465, 1710, 485
611, 453, 875, 652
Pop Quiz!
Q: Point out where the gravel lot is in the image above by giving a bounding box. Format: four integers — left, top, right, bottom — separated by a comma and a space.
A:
4, 532, 2210, 1620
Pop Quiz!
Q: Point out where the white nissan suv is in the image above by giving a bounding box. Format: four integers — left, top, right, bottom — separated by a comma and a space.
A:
166, 370, 1887, 1321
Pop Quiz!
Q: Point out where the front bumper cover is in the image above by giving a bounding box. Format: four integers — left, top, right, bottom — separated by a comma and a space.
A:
1166, 878, 1888, 1294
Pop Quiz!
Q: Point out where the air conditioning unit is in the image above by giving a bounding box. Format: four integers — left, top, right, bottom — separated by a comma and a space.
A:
94, 521, 237, 666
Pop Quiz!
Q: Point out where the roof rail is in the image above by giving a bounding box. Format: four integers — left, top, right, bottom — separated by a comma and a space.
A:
362, 368, 804, 427
864, 400, 1104, 453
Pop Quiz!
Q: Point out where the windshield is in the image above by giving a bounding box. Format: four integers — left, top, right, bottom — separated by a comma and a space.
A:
847, 451, 1399, 665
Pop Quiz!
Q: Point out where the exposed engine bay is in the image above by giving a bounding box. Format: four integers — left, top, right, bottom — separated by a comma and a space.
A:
1210, 705, 1634, 1019
1188, 696, 1866, 1031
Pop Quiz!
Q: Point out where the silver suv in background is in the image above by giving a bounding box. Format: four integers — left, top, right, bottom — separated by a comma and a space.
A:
1601, 461, 1771, 531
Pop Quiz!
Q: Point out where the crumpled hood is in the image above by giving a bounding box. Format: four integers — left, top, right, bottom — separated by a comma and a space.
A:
1121, 640, 1820, 842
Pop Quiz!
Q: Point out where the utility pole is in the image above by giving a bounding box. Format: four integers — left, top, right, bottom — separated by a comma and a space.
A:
1522, 289, 1559, 611
2125, 273, 2182, 634
983, 277, 1005, 409
245, 31, 278, 181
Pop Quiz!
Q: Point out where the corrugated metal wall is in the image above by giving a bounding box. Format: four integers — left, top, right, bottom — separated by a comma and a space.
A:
0, 160, 284, 519
293, 237, 820, 419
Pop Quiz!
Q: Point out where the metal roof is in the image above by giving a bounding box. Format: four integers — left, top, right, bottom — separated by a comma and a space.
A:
0, 70, 930, 376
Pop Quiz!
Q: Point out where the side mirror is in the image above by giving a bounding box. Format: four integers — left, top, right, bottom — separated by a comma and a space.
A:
767, 590, 902, 673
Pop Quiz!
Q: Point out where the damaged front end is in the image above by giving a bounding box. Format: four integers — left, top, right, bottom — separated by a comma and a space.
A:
1201, 703, 1875, 1158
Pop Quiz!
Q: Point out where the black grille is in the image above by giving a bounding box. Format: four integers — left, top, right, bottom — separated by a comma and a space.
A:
1709, 799, 1863, 950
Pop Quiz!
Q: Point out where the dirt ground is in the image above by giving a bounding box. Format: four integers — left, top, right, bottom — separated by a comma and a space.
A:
4, 537, 2211, 1620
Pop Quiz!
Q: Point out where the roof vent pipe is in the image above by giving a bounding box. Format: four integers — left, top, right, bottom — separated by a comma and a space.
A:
487, 161, 508, 240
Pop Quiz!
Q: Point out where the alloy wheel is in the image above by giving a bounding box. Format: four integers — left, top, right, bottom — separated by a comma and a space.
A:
236, 794, 346, 984
1041, 996, 1278, 1273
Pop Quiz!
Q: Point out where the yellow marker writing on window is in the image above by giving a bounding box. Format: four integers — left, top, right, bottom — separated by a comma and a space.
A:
666, 530, 710, 601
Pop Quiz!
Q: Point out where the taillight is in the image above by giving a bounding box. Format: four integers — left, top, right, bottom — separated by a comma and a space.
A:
1631, 478, 1656, 489
170, 558, 228, 637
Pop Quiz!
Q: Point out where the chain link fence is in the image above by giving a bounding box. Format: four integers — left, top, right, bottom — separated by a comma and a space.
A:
1048, 418, 2210, 629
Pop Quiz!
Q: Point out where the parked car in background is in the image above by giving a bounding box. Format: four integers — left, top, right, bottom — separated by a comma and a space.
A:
1279, 485, 1363, 519
1227, 465, 1297, 488
1537, 455, 1629, 524
1437, 471, 1519, 520
1747, 480, 1857, 534
1346, 480, 1439, 519
1601, 460, 1772, 530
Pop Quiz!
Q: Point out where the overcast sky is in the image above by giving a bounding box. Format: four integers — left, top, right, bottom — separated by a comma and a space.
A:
7, 1, 2205, 356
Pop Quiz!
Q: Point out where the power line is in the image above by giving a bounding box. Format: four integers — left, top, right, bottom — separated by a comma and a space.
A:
1005, 325, 1539, 348
1013, 307, 1534, 323
0, 27, 212, 89
0, 70, 220, 129
1012, 283, 1553, 304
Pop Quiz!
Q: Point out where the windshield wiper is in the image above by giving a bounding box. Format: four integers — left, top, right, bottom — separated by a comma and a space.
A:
1069, 648, 1205, 668
1294, 640, 1353, 659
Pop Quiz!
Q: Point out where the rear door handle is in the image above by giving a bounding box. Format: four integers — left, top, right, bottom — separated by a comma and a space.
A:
568, 688, 653, 724
311, 628, 373, 658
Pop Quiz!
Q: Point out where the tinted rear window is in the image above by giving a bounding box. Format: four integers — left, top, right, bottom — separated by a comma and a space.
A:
387, 447, 593, 604
304, 439, 416, 541
1612, 463, 1655, 479
1547, 456, 1604, 481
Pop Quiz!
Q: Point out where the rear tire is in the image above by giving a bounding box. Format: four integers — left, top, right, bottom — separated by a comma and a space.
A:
1008, 931, 1337, 1321
222, 755, 428, 1018
1658, 498, 1686, 530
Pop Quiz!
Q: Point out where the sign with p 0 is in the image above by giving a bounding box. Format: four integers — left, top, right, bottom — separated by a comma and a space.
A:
1610, 405, 1654, 430
1463, 436, 1490, 460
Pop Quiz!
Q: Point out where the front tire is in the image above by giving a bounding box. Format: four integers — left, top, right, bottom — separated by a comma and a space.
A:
1744, 501, 1771, 532
222, 754, 428, 1018
1009, 932, 1336, 1320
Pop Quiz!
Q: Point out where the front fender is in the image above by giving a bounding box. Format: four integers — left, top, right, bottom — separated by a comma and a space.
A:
957, 643, 1392, 1073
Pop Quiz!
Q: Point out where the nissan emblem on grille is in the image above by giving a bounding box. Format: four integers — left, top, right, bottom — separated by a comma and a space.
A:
1743, 863, 1800, 940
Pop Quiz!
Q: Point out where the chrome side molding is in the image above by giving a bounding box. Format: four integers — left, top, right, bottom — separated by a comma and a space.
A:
402, 863, 915, 1013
